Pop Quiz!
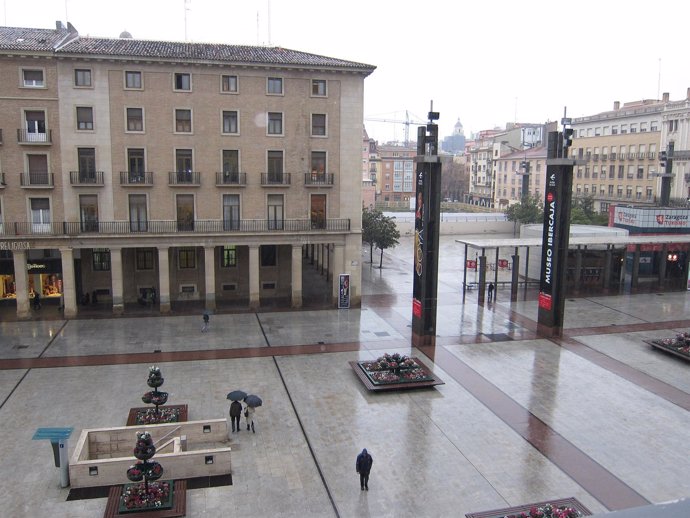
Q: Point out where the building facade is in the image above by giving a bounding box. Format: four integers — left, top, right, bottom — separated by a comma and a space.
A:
375, 142, 416, 204
0, 22, 375, 317
493, 146, 547, 208
660, 90, 690, 201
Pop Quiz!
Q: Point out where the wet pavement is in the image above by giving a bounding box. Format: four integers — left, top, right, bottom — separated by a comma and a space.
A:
1, 235, 690, 517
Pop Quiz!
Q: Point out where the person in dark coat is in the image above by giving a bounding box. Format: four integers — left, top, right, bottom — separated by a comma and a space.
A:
356, 448, 373, 490
229, 400, 242, 433
487, 282, 495, 302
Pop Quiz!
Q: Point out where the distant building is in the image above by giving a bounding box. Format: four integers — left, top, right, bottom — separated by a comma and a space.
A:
441, 118, 466, 155
376, 142, 416, 204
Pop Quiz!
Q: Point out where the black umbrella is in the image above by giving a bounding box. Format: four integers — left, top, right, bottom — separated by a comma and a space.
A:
244, 394, 263, 408
226, 390, 248, 401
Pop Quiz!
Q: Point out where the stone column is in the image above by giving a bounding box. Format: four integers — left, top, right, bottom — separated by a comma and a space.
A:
291, 244, 302, 308
659, 244, 668, 288
631, 245, 641, 290
158, 247, 171, 314
204, 246, 216, 311
332, 244, 344, 305
110, 248, 124, 314
249, 245, 260, 309
13, 250, 29, 319
59, 248, 77, 318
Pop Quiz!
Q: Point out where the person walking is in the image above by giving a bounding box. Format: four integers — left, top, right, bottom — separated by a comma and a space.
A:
32, 290, 41, 310
245, 404, 255, 433
201, 311, 210, 332
356, 448, 373, 491
487, 282, 494, 302
229, 400, 242, 434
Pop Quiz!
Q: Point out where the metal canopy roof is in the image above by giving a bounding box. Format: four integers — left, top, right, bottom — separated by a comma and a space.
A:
455, 234, 690, 249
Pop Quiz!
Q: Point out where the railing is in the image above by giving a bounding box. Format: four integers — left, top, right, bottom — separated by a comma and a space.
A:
260, 173, 291, 186
215, 172, 247, 186
0, 218, 351, 236
119, 171, 153, 185
168, 171, 200, 186
304, 173, 334, 186
20, 172, 54, 187
17, 129, 52, 144
0, 173, 5, 187
70, 171, 104, 186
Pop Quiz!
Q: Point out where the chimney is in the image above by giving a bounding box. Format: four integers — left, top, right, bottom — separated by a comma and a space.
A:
613, 101, 620, 110
687, 87, 690, 100
56, 21, 65, 30
662, 92, 669, 102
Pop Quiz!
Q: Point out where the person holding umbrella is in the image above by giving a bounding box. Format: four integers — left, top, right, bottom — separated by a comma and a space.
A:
226, 390, 247, 436
244, 394, 262, 433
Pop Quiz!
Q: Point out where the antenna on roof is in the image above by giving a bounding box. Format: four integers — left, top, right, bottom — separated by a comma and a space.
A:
184, 0, 191, 41
267, 0, 272, 46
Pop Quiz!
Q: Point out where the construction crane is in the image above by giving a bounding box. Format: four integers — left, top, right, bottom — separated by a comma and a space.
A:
364, 111, 427, 144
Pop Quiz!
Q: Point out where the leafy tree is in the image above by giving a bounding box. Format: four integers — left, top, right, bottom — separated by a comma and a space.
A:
505, 195, 544, 225
362, 208, 383, 263
374, 214, 400, 268
571, 195, 608, 225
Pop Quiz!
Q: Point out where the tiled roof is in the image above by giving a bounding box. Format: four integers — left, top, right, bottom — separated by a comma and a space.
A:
0, 26, 72, 51
0, 25, 375, 73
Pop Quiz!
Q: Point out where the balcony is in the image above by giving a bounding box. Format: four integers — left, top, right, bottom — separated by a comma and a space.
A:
70, 171, 104, 186
168, 171, 200, 186
304, 172, 334, 187
0, 129, 3, 144
215, 172, 247, 186
0, 173, 5, 187
261, 173, 291, 186
685, 173, 690, 183
648, 152, 656, 160
610, 153, 617, 160
20, 172, 54, 187
120, 171, 153, 186
17, 129, 52, 144
0, 218, 352, 237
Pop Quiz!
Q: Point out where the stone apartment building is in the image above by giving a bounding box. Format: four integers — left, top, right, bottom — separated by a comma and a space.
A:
375, 142, 416, 205
660, 91, 690, 201
493, 145, 547, 209
0, 22, 375, 318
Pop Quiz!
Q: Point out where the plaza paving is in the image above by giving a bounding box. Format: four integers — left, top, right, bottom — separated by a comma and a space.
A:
1, 235, 690, 517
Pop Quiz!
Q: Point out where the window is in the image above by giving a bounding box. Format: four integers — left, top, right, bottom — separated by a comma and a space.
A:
222, 150, 239, 177
637, 167, 644, 179
267, 77, 283, 95
174, 72, 191, 91
22, 69, 44, 87
267, 112, 283, 135
176, 194, 194, 231
178, 248, 196, 269
30, 198, 50, 233
92, 249, 110, 271
223, 194, 240, 230
24, 110, 46, 140
127, 148, 146, 182
136, 249, 154, 270
125, 71, 142, 89
260, 244, 277, 266
267, 194, 283, 230
126, 108, 144, 132
222, 111, 238, 134
27, 154, 49, 184
74, 69, 92, 87
312, 114, 326, 136
76, 107, 94, 130
267, 151, 283, 183
175, 109, 192, 133
175, 149, 193, 175
221, 74, 238, 93
79, 194, 99, 232
312, 79, 326, 96
78, 147, 96, 181
129, 194, 148, 232
221, 246, 237, 267
310, 151, 326, 181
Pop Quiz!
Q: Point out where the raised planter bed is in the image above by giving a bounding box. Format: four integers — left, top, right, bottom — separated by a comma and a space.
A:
647, 333, 690, 362
350, 353, 443, 392
465, 497, 591, 518
104, 479, 186, 518
127, 405, 188, 426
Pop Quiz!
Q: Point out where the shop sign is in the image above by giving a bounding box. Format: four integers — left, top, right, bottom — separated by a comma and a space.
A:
27, 263, 47, 270
0, 241, 30, 250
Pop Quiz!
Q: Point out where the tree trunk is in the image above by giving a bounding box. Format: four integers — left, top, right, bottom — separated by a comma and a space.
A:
369, 243, 374, 263
379, 248, 384, 268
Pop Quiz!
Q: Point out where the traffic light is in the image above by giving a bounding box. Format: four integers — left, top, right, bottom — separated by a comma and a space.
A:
562, 128, 574, 150
660, 150, 667, 168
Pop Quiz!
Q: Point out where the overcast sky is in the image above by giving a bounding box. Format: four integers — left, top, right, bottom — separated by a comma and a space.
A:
3, 0, 690, 143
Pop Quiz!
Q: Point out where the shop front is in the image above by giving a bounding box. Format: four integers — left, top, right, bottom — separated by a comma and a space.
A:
0, 251, 63, 302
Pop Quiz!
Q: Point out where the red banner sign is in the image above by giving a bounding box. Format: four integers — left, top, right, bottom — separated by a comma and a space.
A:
466, 259, 477, 269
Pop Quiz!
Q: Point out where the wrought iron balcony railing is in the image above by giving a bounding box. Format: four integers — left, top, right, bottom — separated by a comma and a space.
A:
120, 171, 153, 185
304, 172, 334, 186
260, 173, 291, 186
216, 172, 247, 186
0, 218, 351, 236
168, 171, 200, 186
20, 172, 54, 187
17, 129, 52, 144
70, 171, 104, 186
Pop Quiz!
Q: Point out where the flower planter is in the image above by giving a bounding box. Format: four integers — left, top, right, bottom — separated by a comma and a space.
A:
126, 404, 188, 426
350, 355, 444, 392
104, 479, 187, 518
465, 497, 591, 518
118, 480, 173, 514
647, 333, 690, 362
